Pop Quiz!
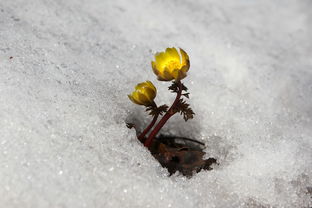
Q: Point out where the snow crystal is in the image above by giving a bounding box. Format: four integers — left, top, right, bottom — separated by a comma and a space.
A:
0, 0, 311, 207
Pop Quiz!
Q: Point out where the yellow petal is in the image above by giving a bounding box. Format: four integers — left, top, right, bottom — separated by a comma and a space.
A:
128, 94, 143, 105
137, 92, 150, 105
151, 61, 159, 75
155, 52, 169, 72
165, 48, 180, 63
145, 81, 156, 93
155, 52, 167, 64
180, 48, 190, 71
171, 69, 180, 80
162, 68, 174, 81
157, 75, 167, 81
181, 65, 189, 73
135, 82, 149, 90
143, 87, 156, 102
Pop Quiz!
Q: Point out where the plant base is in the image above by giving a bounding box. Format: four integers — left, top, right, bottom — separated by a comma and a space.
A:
150, 135, 217, 177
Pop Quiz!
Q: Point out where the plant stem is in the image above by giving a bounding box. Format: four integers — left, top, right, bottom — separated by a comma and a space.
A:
144, 81, 183, 148
137, 113, 159, 142
137, 101, 158, 142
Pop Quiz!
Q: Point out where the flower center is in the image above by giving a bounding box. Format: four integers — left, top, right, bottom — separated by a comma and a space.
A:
166, 60, 181, 71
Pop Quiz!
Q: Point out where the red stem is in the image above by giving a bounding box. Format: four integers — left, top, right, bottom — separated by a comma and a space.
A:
137, 113, 159, 142
144, 81, 183, 148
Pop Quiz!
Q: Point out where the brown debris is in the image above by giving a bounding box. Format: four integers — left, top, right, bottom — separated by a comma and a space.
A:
151, 135, 217, 177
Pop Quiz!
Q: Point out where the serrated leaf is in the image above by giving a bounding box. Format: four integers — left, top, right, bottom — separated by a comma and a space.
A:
157, 104, 169, 115
168, 81, 188, 93
174, 99, 195, 121
146, 105, 168, 116
182, 93, 190, 99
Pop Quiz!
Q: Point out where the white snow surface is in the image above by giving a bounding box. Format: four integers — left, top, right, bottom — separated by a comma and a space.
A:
0, 0, 312, 207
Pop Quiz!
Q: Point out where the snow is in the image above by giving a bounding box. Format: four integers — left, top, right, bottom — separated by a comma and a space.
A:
0, 0, 311, 207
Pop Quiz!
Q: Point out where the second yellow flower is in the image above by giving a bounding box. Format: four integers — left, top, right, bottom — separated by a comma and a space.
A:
128, 81, 157, 106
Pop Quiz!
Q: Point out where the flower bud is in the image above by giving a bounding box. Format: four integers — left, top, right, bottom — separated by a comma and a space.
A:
128, 81, 157, 106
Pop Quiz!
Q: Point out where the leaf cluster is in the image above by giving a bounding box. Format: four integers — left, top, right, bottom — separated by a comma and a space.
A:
168, 81, 188, 93
169, 81, 190, 99
146, 104, 168, 116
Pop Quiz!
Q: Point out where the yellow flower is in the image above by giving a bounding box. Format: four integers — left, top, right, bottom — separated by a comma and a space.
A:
128, 81, 157, 106
151, 47, 190, 81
